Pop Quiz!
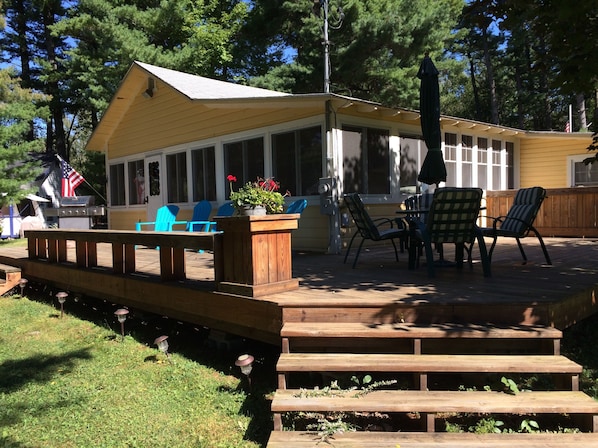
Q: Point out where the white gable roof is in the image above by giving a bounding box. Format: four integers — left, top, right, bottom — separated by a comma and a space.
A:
136, 61, 290, 100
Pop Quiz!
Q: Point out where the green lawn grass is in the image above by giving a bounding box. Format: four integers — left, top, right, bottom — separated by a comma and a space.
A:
0, 293, 274, 448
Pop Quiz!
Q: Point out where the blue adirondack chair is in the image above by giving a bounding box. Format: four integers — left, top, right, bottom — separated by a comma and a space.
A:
136, 205, 184, 232
216, 202, 235, 217
186, 200, 216, 232
286, 199, 307, 214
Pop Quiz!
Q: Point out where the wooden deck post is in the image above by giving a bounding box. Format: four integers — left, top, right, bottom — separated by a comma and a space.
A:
214, 214, 300, 297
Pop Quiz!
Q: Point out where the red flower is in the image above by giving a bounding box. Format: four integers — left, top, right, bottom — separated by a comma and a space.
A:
227, 174, 237, 182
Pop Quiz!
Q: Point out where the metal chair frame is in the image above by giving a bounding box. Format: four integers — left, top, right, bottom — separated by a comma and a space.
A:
343, 193, 407, 269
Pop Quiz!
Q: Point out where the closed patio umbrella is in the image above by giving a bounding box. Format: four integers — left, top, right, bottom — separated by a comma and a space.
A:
417, 54, 446, 186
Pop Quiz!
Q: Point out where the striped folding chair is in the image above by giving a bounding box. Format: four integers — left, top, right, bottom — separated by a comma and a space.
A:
480, 186, 551, 265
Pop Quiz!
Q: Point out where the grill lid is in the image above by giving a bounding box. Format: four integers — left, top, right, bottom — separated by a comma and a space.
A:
59, 196, 95, 207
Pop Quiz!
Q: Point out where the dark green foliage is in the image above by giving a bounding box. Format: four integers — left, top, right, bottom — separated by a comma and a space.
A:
0, 68, 48, 208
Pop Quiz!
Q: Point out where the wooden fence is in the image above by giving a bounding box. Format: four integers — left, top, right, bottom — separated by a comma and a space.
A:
486, 187, 598, 238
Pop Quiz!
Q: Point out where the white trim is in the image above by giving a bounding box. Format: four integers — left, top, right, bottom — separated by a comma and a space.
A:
567, 154, 598, 187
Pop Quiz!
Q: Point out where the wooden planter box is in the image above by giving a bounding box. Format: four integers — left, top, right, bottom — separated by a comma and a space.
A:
214, 214, 299, 297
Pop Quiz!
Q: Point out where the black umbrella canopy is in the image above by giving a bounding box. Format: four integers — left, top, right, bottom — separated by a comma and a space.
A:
417, 54, 447, 186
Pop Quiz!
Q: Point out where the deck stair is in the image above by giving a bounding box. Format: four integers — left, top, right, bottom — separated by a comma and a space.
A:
0, 263, 21, 296
267, 321, 598, 447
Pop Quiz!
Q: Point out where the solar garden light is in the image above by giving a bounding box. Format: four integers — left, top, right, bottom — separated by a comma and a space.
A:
114, 308, 129, 341
18, 278, 28, 297
235, 354, 255, 391
56, 291, 68, 318
154, 335, 171, 362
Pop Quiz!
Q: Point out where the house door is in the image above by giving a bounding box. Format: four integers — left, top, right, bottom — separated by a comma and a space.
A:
144, 155, 163, 220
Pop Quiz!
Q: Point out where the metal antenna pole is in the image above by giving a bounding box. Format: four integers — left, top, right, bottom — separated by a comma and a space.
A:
323, 0, 330, 93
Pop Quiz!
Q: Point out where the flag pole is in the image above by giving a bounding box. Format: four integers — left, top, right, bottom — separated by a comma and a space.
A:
569, 104, 573, 133
55, 153, 107, 203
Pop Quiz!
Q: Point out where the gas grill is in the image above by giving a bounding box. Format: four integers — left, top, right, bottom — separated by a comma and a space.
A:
45, 196, 106, 229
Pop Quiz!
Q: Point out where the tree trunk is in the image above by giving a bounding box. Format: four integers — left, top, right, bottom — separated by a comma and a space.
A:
13, 0, 35, 141
42, 2, 67, 159
467, 50, 482, 121
481, 27, 499, 124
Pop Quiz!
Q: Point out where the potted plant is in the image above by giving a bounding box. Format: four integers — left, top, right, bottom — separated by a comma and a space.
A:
227, 174, 288, 215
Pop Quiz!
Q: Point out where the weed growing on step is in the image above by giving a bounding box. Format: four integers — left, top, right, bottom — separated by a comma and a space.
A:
306, 415, 358, 443
295, 375, 397, 399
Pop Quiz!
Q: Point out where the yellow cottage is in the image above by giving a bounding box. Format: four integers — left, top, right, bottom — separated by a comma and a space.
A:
86, 61, 595, 251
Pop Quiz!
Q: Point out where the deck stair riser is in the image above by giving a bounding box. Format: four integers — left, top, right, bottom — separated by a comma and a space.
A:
276, 353, 581, 391
0, 263, 21, 296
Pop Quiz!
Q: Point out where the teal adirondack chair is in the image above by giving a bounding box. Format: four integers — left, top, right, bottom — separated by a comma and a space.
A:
286, 199, 307, 214
136, 205, 184, 232
186, 200, 216, 232
135, 205, 185, 249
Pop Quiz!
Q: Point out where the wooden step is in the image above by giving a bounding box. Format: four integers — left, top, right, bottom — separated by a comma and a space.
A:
276, 353, 581, 390
266, 431, 598, 448
271, 389, 598, 432
281, 322, 562, 354
0, 263, 21, 296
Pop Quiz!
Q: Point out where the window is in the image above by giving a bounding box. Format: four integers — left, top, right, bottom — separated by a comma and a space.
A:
191, 146, 216, 201
272, 126, 322, 196
477, 137, 488, 190
570, 155, 598, 186
342, 126, 390, 194
109, 163, 125, 206
444, 132, 457, 186
461, 135, 473, 187
224, 137, 264, 196
166, 152, 188, 203
399, 136, 423, 194
128, 160, 145, 205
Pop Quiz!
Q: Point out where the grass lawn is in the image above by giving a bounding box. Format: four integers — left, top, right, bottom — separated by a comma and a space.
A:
0, 289, 276, 448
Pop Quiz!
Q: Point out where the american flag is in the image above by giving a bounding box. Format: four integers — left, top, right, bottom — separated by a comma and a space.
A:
61, 159, 85, 197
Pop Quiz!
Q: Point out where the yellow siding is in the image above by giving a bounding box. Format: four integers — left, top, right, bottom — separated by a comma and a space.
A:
287, 206, 330, 252
108, 85, 322, 159
109, 209, 147, 230
520, 135, 593, 188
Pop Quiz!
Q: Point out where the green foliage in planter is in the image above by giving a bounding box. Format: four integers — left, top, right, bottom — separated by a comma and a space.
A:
228, 175, 288, 214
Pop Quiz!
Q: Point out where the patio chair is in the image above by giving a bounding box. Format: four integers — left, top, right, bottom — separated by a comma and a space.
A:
409, 187, 490, 277
185, 200, 216, 232
286, 199, 308, 214
136, 204, 184, 232
216, 202, 235, 217
343, 193, 408, 269
135, 204, 186, 249
480, 186, 551, 265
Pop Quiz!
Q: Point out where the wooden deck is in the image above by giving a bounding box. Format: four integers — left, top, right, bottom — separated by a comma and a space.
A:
1, 236, 598, 344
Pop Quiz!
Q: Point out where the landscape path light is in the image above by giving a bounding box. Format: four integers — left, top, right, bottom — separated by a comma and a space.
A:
114, 308, 129, 341
154, 335, 171, 362
18, 278, 28, 297
56, 291, 68, 318
235, 354, 255, 391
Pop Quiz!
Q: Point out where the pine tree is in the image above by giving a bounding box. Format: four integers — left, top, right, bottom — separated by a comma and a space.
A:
0, 68, 49, 207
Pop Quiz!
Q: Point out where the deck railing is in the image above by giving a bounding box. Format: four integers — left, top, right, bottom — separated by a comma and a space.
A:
24, 229, 223, 282
486, 187, 598, 238
24, 213, 300, 298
